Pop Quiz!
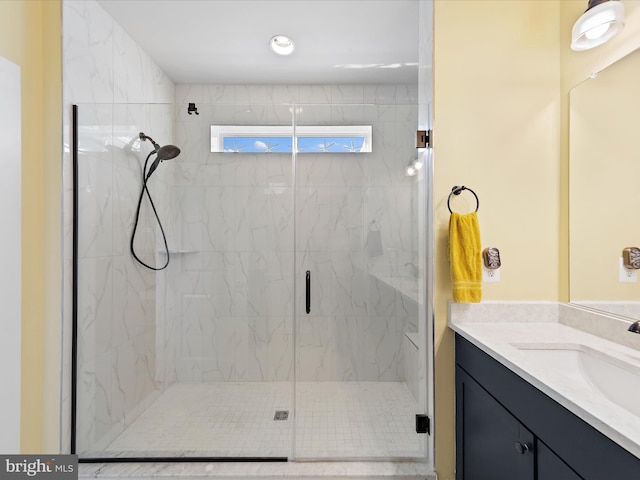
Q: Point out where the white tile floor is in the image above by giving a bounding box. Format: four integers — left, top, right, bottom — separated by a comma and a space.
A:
295, 382, 420, 458
102, 381, 421, 459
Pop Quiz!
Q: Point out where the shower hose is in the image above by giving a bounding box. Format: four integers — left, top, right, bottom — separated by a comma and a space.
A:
130, 151, 170, 270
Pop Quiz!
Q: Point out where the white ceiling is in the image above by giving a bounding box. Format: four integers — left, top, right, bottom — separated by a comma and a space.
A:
97, 0, 421, 85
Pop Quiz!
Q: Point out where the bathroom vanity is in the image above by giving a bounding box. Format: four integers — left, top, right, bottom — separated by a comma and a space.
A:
450, 303, 640, 480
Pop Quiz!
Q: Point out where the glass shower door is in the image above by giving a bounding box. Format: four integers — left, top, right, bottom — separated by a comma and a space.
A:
74, 102, 296, 460
292, 102, 428, 459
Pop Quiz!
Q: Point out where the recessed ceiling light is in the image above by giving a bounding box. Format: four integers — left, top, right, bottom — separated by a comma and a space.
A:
270, 35, 295, 55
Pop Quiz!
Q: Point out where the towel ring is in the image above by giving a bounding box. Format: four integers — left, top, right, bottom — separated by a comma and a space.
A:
447, 186, 479, 213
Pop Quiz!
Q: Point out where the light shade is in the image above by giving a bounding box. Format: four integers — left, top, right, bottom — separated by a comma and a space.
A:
571, 0, 625, 51
270, 35, 295, 55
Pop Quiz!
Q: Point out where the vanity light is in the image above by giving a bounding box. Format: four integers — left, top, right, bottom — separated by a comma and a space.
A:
270, 35, 295, 55
571, 0, 625, 51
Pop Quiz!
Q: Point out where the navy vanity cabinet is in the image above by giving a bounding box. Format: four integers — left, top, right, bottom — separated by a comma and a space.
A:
537, 440, 582, 479
455, 334, 640, 480
456, 367, 535, 480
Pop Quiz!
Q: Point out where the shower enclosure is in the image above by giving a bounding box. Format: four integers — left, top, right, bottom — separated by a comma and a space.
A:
73, 93, 431, 461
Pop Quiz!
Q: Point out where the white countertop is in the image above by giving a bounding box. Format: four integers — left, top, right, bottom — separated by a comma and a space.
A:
448, 303, 640, 459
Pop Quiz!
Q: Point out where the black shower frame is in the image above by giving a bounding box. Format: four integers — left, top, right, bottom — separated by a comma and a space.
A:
70, 104, 287, 463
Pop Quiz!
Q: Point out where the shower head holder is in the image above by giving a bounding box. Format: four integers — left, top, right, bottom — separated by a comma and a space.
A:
139, 132, 161, 152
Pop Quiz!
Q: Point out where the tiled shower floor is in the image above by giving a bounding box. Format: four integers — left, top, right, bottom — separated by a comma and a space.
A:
103, 382, 421, 459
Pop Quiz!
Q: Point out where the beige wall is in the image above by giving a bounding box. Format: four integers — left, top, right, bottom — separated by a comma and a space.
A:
433, 1, 561, 477
0, 1, 62, 453
433, 1, 640, 478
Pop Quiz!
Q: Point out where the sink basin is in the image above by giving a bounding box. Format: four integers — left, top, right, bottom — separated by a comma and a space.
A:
511, 343, 640, 417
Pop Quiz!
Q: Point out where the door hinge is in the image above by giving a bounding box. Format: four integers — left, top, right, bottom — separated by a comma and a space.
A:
416, 414, 430, 434
416, 129, 432, 148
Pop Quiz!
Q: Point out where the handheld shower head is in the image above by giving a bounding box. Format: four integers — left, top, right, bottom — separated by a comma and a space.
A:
139, 132, 181, 180
132, 133, 181, 271
156, 144, 181, 161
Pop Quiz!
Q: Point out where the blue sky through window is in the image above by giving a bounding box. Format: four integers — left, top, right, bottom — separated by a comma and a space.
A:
223, 136, 366, 153
213, 125, 372, 153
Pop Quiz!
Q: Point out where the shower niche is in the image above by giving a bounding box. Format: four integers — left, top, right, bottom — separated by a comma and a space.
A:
73, 95, 430, 462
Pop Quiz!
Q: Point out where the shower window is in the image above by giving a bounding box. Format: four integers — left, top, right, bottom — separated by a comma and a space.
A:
210, 125, 372, 153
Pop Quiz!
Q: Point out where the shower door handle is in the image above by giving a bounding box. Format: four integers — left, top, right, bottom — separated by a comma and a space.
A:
305, 270, 311, 314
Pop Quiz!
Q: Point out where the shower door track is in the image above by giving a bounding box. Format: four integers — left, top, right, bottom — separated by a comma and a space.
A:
78, 457, 287, 464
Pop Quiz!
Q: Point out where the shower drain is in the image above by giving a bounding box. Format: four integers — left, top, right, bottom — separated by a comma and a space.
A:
274, 410, 289, 421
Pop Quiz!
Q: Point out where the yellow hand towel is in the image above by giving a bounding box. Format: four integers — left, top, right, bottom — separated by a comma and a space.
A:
449, 211, 482, 303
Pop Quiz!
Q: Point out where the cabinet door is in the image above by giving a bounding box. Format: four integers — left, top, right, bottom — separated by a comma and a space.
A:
456, 366, 534, 480
537, 440, 583, 480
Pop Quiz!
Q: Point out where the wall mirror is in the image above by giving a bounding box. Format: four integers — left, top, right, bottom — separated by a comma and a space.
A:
569, 47, 640, 320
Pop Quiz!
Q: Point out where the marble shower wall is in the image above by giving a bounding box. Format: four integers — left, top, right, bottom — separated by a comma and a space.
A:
62, 0, 175, 454
166, 84, 420, 383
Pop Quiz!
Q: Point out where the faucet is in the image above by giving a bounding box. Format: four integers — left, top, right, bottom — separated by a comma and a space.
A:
629, 321, 640, 334
405, 262, 419, 278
